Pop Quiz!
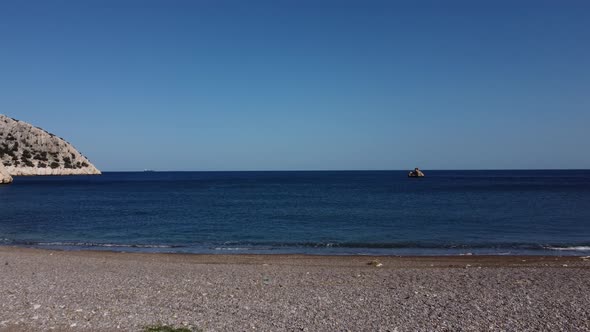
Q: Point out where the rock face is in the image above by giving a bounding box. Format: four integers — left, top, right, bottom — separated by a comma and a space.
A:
408, 168, 425, 178
0, 163, 13, 183
0, 114, 101, 178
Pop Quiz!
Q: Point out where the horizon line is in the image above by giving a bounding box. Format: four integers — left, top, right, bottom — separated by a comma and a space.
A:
98, 168, 590, 172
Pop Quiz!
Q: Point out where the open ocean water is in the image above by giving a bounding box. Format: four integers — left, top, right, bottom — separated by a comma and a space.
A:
0, 170, 589, 256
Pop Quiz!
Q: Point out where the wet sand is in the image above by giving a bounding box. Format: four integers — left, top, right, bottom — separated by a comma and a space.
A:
1, 247, 589, 331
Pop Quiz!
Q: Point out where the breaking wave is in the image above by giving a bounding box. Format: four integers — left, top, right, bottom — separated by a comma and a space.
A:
2, 239, 590, 255
23, 241, 179, 249
545, 246, 590, 252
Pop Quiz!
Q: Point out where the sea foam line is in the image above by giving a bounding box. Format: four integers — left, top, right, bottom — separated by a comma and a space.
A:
545, 246, 590, 251
35, 242, 176, 249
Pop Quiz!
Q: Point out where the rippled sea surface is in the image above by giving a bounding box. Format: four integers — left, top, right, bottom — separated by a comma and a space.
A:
1, 170, 589, 255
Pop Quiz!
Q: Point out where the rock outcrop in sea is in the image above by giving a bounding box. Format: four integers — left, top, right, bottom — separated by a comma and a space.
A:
0, 114, 100, 182
408, 168, 425, 177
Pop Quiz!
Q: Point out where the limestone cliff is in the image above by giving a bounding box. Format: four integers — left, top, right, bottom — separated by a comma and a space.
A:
0, 163, 12, 183
0, 114, 101, 178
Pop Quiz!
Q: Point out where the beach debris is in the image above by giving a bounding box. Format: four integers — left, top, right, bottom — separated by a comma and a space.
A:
33, 304, 41, 310
368, 260, 383, 267
580, 256, 590, 261
143, 324, 194, 332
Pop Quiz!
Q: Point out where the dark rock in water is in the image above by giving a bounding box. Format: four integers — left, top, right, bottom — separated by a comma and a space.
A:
408, 168, 425, 177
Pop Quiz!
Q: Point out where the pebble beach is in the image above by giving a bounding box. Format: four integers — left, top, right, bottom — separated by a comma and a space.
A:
1, 247, 589, 331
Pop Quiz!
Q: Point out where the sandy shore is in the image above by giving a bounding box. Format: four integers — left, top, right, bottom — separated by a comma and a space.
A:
1, 247, 589, 331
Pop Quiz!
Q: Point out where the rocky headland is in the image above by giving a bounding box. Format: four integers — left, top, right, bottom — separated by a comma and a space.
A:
0, 115, 100, 183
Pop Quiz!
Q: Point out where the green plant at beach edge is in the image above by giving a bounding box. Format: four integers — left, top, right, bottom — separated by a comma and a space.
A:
143, 324, 201, 332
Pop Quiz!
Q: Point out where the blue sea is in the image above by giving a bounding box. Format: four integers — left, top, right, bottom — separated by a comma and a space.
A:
1, 170, 589, 256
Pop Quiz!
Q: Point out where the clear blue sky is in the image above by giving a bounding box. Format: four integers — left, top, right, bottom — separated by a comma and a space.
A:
1, 0, 588, 171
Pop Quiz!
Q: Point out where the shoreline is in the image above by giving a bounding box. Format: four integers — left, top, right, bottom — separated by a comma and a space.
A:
3, 243, 589, 257
2, 245, 590, 263
1, 246, 589, 331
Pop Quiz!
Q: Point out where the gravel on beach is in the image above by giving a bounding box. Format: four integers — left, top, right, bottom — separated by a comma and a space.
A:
1, 247, 589, 332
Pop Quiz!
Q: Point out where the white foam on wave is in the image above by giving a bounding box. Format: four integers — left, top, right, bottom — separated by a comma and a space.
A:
36, 242, 173, 248
214, 247, 252, 251
546, 246, 590, 251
